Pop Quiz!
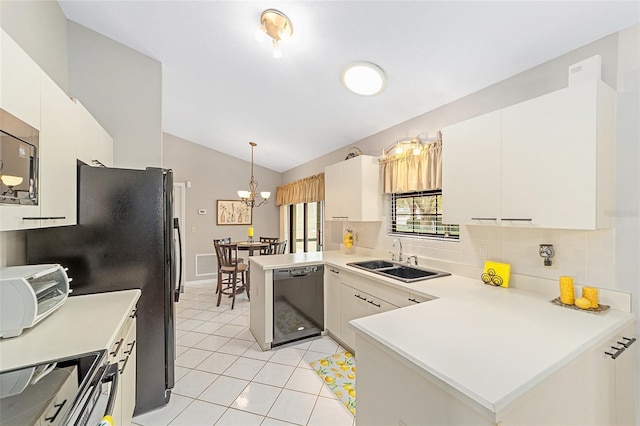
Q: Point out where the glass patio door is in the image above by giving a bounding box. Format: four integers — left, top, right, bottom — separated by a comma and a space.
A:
289, 202, 323, 253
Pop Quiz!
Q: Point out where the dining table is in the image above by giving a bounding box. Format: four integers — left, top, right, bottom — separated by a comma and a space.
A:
235, 240, 270, 256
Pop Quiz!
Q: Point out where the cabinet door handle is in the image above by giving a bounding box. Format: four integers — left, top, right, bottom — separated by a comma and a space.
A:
605, 345, 626, 360
354, 294, 367, 301
119, 355, 130, 374
367, 300, 381, 308
471, 217, 497, 221
110, 338, 124, 356
618, 337, 637, 348
44, 399, 67, 422
408, 297, 421, 304
501, 218, 533, 222
129, 309, 137, 319
329, 269, 340, 274
22, 216, 66, 220
124, 340, 136, 355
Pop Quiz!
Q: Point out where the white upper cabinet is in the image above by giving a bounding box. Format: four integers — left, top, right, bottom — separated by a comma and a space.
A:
74, 100, 114, 168
39, 73, 77, 227
0, 31, 41, 129
501, 80, 615, 229
325, 155, 382, 221
442, 110, 502, 226
442, 79, 615, 230
1, 31, 113, 231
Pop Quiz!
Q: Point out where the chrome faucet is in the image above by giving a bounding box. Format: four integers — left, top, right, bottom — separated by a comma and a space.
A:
392, 238, 403, 262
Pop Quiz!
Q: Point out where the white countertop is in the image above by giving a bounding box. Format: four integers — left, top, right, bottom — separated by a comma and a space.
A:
0, 290, 141, 371
249, 251, 324, 269
251, 251, 635, 421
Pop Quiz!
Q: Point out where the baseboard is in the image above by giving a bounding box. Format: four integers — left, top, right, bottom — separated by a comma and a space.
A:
185, 277, 216, 286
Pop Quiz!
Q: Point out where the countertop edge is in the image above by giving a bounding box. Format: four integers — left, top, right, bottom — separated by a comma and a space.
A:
0, 289, 141, 371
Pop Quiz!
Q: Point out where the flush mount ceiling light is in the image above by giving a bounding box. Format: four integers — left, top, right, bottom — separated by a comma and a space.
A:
341, 62, 387, 96
237, 142, 271, 208
255, 9, 293, 59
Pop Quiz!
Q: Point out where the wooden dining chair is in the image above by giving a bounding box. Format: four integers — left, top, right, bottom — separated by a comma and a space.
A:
213, 238, 244, 294
213, 241, 249, 309
259, 236, 279, 255
268, 240, 288, 255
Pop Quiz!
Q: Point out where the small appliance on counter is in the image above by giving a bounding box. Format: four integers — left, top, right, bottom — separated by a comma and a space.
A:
0, 264, 71, 338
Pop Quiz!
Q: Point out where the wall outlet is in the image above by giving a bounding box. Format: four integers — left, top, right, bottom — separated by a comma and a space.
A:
479, 246, 487, 260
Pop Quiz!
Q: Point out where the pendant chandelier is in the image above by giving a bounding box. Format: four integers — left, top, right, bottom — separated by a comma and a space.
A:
237, 142, 271, 208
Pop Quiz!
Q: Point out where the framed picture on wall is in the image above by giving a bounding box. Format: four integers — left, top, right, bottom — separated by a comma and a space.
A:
216, 200, 252, 225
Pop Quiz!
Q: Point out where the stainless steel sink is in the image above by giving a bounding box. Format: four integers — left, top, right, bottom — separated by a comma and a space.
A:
348, 259, 395, 270
347, 260, 450, 283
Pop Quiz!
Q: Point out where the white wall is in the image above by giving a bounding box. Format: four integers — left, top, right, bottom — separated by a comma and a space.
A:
68, 21, 163, 170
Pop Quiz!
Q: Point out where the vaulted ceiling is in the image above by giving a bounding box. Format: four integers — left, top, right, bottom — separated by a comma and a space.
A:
58, 1, 639, 172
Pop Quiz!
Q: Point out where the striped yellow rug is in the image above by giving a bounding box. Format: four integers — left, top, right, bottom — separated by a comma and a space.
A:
310, 351, 356, 415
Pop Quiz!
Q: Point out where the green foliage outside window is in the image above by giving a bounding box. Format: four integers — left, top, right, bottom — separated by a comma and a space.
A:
391, 191, 459, 239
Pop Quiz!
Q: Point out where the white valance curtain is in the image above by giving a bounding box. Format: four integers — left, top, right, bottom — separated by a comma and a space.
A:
379, 140, 442, 194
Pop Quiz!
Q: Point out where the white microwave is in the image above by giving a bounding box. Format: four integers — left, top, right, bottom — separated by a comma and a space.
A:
0, 264, 71, 338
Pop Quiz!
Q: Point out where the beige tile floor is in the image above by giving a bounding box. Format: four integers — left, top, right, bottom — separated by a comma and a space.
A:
132, 282, 355, 426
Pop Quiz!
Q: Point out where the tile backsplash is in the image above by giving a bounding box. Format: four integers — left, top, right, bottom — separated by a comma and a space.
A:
339, 221, 616, 292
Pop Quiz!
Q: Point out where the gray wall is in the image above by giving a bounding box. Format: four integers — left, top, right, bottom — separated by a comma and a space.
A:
68, 21, 162, 170
163, 133, 282, 282
0, 0, 68, 92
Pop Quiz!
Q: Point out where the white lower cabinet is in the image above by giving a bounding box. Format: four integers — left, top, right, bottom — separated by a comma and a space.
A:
340, 284, 396, 351
355, 323, 637, 426
326, 268, 407, 352
108, 307, 137, 426
325, 268, 342, 338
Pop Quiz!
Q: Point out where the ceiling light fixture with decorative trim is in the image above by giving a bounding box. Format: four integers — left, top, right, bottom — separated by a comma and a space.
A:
238, 142, 271, 208
341, 62, 387, 96
255, 9, 293, 59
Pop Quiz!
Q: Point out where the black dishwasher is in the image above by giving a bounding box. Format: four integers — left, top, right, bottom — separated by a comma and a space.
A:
272, 265, 324, 347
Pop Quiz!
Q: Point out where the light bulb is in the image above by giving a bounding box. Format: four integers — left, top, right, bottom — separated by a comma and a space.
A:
255, 24, 268, 43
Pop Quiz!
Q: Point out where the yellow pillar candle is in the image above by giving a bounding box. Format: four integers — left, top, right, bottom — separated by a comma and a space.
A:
559, 276, 575, 305
248, 227, 254, 237
582, 286, 599, 308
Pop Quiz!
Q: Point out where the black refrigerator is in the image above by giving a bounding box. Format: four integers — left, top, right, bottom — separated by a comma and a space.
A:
26, 165, 183, 416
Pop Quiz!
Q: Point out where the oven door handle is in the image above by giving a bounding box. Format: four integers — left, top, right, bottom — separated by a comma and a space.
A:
101, 363, 120, 420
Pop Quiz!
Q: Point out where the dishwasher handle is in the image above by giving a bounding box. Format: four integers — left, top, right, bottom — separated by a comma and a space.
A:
275, 265, 323, 279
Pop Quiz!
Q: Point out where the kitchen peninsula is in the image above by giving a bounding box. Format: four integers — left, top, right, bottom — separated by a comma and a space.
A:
249, 251, 636, 425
